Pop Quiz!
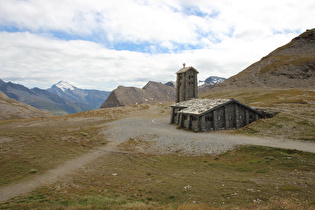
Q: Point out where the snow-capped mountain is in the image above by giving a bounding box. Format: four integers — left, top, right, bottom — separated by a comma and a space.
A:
199, 76, 226, 93
199, 76, 226, 85
47, 81, 111, 110
0, 79, 90, 115
198, 80, 206, 86
55, 81, 75, 91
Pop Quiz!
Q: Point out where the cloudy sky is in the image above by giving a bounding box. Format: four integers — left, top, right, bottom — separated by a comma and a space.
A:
0, 0, 314, 91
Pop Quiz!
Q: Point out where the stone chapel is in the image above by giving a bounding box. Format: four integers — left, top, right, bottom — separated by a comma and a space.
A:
171, 64, 262, 132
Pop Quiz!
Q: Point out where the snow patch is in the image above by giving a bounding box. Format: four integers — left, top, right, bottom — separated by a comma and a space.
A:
198, 80, 205, 86
56, 81, 75, 91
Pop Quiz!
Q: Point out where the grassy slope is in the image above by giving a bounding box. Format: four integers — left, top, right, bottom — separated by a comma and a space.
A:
259, 55, 315, 75
0, 105, 145, 187
201, 88, 315, 141
2, 146, 314, 209
0, 102, 314, 209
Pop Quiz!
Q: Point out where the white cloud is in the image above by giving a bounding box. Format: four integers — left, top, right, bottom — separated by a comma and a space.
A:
0, 0, 314, 90
0, 31, 174, 90
0, 30, 297, 90
0, 0, 206, 45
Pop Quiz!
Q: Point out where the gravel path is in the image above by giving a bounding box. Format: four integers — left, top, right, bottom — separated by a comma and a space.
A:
104, 116, 315, 155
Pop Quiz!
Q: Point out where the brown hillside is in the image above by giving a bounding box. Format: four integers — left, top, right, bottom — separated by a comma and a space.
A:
0, 91, 53, 120
212, 29, 315, 91
100, 81, 175, 108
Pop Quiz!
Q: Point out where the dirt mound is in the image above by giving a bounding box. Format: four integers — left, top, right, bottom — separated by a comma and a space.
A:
212, 29, 315, 91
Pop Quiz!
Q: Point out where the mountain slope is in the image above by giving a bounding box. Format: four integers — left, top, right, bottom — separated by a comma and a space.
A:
0, 80, 90, 115
0, 90, 53, 120
212, 29, 315, 91
47, 81, 110, 110
100, 81, 175, 108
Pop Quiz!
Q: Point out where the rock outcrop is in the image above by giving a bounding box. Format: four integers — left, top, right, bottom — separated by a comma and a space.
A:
100, 81, 175, 108
212, 29, 315, 91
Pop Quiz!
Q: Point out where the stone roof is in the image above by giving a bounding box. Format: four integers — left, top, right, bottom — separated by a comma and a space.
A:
173, 98, 231, 115
172, 98, 262, 116
176, 66, 199, 74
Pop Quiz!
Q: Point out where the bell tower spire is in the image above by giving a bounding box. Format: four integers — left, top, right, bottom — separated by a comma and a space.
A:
175, 63, 199, 102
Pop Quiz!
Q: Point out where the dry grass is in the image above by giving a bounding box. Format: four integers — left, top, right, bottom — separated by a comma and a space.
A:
0, 116, 106, 186
0, 96, 314, 209
259, 55, 315, 75
201, 88, 315, 141
1, 146, 314, 209
0, 104, 160, 187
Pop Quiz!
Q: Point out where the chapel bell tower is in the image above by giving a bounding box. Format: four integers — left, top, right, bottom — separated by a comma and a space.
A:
176, 63, 199, 103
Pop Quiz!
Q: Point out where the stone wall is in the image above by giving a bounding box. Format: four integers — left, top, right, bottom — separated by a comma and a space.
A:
176, 69, 198, 102
170, 107, 186, 124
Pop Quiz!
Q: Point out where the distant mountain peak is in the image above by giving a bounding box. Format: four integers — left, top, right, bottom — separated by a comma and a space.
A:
48, 81, 111, 110
198, 76, 226, 93
55, 81, 75, 91
204, 76, 226, 84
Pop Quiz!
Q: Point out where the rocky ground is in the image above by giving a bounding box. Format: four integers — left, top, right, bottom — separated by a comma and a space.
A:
104, 115, 315, 156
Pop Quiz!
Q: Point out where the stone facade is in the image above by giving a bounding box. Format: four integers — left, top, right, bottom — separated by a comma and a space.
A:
170, 99, 262, 132
176, 64, 199, 103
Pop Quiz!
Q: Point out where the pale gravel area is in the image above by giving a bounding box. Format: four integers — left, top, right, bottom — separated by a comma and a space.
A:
104, 116, 315, 155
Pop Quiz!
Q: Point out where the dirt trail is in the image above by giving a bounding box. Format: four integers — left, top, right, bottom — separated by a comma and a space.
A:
0, 142, 119, 203
1, 114, 315, 203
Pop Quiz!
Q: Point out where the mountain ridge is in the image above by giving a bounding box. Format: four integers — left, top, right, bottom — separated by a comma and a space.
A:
0, 80, 91, 115
0, 90, 53, 120
47, 81, 111, 110
198, 76, 226, 93
212, 29, 315, 91
100, 81, 175, 108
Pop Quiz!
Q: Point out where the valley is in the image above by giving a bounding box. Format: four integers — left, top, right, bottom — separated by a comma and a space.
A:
0, 80, 111, 116
0, 88, 314, 209
0, 29, 315, 209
